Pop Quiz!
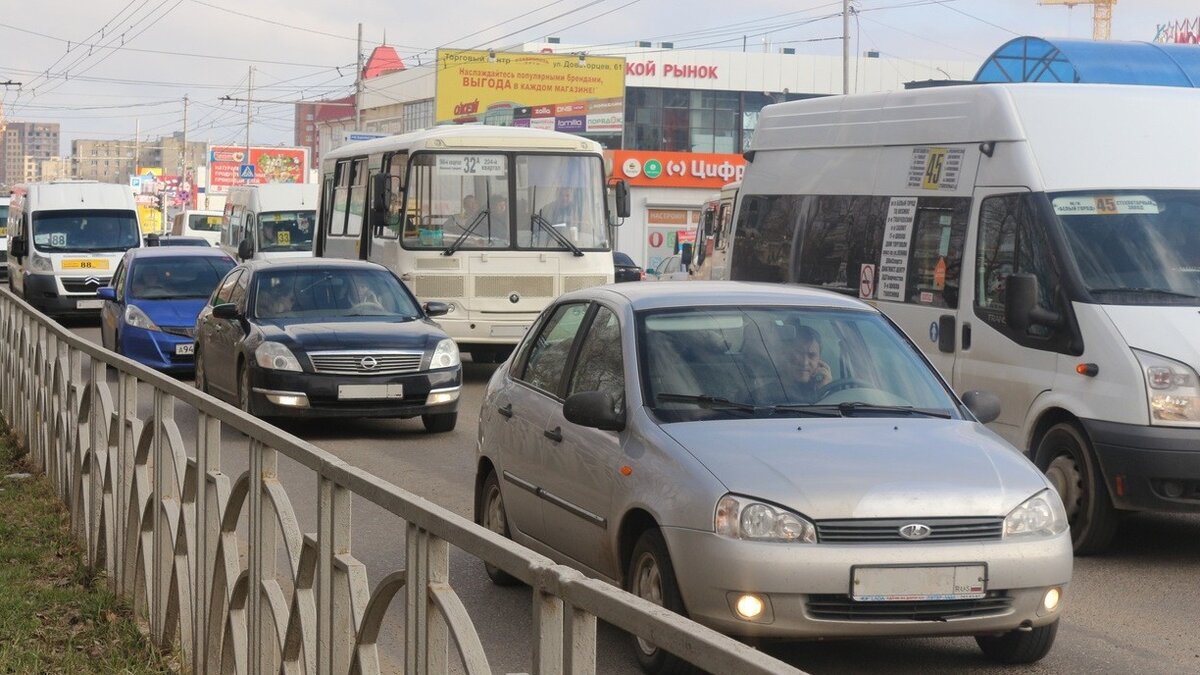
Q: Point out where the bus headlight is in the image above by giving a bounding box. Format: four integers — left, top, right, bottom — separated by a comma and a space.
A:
1135, 349, 1200, 427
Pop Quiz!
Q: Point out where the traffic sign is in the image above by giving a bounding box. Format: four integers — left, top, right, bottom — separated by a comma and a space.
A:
859, 264, 876, 299
238, 164, 256, 180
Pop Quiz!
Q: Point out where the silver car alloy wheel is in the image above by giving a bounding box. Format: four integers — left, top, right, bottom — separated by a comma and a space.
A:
631, 551, 665, 656
484, 484, 507, 536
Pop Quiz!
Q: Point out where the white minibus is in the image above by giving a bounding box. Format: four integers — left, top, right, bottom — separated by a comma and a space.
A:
6, 180, 142, 317
170, 209, 224, 245
730, 83, 1200, 553
221, 183, 318, 261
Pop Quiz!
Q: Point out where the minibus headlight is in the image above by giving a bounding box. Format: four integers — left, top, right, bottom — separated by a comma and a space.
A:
29, 254, 53, 273
1134, 350, 1200, 427
715, 495, 816, 543
1004, 490, 1068, 538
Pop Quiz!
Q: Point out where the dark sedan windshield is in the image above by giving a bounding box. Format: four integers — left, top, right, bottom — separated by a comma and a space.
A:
252, 267, 420, 320
638, 306, 958, 421
130, 257, 236, 299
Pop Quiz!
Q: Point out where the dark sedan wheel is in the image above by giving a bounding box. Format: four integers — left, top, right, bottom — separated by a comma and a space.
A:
476, 471, 518, 586
422, 412, 457, 433
626, 528, 689, 675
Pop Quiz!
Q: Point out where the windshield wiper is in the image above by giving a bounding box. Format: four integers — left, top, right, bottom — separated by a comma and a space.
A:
764, 404, 845, 417
1088, 287, 1200, 300
443, 209, 491, 256
656, 393, 763, 414
530, 212, 584, 257
830, 402, 952, 418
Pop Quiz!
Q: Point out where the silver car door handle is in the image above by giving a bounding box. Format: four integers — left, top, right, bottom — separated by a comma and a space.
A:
543, 426, 562, 443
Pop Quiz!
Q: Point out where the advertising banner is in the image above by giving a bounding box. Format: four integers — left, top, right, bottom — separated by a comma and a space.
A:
610, 150, 746, 189
435, 49, 625, 134
207, 145, 309, 194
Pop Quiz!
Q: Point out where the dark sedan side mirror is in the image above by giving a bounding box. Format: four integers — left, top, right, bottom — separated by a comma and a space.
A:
961, 390, 1002, 425
424, 301, 449, 317
563, 391, 625, 432
212, 303, 240, 320
96, 287, 117, 302
237, 238, 254, 261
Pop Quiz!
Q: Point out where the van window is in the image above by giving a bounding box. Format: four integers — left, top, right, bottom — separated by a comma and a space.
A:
792, 195, 888, 294
907, 198, 969, 308
975, 193, 1060, 339
729, 195, 801, 283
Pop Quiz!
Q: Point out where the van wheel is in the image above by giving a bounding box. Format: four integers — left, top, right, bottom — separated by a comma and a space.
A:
976, 620, 1058, 664
1036, 423, 1117, 555
626, 529, 690, 675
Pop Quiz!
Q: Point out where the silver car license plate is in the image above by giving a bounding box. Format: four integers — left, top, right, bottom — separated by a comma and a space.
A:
175, 343, 194, 356
852, 564, 987, 602
337, 384, 404, 400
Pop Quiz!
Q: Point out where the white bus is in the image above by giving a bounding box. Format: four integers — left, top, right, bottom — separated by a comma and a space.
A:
317, 126, 629, 362
729, 83, 1200, 554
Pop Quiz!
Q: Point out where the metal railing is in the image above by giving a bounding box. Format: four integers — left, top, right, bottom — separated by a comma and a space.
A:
0, 287, 803, 675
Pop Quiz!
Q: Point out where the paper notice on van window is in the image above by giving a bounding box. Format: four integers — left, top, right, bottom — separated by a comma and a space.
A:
879, 197, 917, 302
1052, 195, 1160, 216
436, 154, 506, 176
907, 147, 966, 191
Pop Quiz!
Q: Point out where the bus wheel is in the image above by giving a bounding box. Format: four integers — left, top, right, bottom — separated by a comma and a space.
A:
1036, 423, 1118, 555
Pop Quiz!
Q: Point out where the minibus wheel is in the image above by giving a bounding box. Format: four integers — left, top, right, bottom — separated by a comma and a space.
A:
1036, 422, 1117, 555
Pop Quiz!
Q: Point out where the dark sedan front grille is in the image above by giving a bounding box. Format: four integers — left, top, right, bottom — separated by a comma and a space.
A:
308, 351, 424, 376
61, 276, 111, 294
162, 326, 197, 338
807, 593, 1012, 621
815, 517, 1004, 544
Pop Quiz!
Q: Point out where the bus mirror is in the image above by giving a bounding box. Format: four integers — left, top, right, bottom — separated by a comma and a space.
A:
9, 236, 26, 258
370, 173, 390, 214
615, 180, 631, 218
1005, 273, 1060, 332
680, 243, 693, 269
237, 239, 254, 261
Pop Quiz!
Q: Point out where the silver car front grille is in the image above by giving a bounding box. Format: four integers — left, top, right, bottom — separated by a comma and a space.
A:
806, 594, 1012, 621
815, 517, 1004, 544
308, 351, 424, 376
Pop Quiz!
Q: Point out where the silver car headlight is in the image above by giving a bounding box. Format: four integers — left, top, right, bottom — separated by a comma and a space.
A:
715, 494, 816, 544
1004, 489, 1068, 538
430, 338, 460, 369
254, 341, 302, 372
1134, 349, 1200, 427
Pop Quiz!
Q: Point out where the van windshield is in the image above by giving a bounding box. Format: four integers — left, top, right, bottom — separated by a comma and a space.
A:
32, 210, 141, 253
258, 210, 315, 253
1052, 190, 1200, 305
187, 214, 222, 232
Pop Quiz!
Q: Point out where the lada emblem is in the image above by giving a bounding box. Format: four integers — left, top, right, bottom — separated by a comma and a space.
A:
359, 356, 378, 370
899, 523, 932, 540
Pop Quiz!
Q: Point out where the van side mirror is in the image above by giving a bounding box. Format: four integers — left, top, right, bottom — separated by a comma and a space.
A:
680, 242, 693, 269
1005, 273, 1060, 333
960, 390, 1001, 425
9, 236, 26, 259
563, 391, 625, 431
370, 173, 390, 214
237, 239, 253, 261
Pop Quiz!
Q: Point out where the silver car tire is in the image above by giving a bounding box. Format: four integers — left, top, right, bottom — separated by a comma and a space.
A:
194, 349, 208, 394
1036, 423, 1118, 555
626, 528, 689, 675
976, 619, 1059, 664
477, 471, 518, 586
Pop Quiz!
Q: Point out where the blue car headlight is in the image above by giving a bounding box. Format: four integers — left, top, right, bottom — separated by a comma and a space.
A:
124, 304, 160, 332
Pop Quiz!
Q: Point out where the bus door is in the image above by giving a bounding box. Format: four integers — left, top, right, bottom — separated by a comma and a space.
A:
368, 152, 407, 268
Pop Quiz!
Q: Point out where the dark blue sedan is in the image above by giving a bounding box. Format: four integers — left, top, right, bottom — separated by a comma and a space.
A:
99, 247, 236, 373
193, 258, 461, 432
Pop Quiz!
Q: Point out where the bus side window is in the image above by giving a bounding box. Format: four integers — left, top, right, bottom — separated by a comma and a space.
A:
974, 194, 1060, 340
907, 198, 969, 308
791, 195, 887, 293
729, 195, 804, 283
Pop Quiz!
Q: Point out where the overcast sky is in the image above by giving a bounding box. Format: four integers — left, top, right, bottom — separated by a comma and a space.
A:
1, 0, 1194, 155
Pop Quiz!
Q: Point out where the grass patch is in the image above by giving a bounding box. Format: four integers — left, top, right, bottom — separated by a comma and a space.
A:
0, 423, 175, 673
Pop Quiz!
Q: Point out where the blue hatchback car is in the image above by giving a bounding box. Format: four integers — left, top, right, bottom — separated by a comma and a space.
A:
99, 247, 236, 372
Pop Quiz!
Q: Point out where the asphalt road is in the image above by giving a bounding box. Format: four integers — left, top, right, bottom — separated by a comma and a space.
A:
66, 320, 1200, 675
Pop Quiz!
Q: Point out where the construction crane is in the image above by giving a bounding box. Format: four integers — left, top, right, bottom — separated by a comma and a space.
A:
1038, 1, 1116, 41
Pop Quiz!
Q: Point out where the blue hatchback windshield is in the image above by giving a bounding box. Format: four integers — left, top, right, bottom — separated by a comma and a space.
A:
253, 268, 420, 320
638, 306, 958, 420
33, 209, 140, 253
130, 257, 236, 299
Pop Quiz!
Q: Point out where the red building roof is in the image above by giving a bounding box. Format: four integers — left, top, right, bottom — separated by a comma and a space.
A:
364, 46, 406, 79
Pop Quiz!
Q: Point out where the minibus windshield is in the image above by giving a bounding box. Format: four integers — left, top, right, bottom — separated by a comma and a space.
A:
1052, 190, 1200, 305
32, 209, 141, 253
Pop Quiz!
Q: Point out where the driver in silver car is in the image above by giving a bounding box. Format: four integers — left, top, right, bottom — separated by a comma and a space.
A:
777, 323, 833, 402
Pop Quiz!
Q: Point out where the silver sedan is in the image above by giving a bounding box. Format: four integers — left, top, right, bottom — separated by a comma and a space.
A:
474, 281, 1072, 674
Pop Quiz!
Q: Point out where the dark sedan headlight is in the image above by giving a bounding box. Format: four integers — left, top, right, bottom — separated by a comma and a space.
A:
430, 338, 460, 369
1003, 489, 1068, 538
715, 494, 817, 543
254, 341, 303, 372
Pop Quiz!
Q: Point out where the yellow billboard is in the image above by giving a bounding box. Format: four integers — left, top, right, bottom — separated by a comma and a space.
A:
435, 49, 625, 134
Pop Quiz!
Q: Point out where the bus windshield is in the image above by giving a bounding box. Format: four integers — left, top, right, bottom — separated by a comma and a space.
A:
401, 152, 608, 253
258, 210, 316, 253
32, 209, 141, 253
1052, 190, 1200, 305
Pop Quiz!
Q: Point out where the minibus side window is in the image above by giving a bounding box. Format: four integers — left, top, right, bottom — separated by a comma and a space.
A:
907, 198, 969, 308
975, 194, 1060, 340
728, 195, 801, 283
791, 195, 887, 294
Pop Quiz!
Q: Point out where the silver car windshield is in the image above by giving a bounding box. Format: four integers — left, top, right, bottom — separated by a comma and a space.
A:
637, 307, 959, 420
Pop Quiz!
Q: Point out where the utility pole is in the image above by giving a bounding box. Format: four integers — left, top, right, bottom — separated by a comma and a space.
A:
179, 95, 189, 177
355, 22, 364, 130
843, 0, 851, 94
133, 118, 140, 182
245, 66, 254, 183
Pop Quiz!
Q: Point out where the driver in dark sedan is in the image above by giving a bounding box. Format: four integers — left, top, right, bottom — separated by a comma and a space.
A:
258, 283, 295, 318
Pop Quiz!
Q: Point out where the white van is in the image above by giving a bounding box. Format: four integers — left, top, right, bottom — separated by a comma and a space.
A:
6, 180, 142, 316
0, 195, 10, 282
170, 209, 223, 245
730, 83, 1200, 554
221, 183, 318, 261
